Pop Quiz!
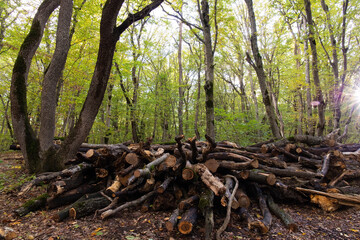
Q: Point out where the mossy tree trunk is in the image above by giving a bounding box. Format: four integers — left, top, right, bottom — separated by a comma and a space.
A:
244, 0, 282, 140
200, 0, 216, 140
10, 0, 62, 173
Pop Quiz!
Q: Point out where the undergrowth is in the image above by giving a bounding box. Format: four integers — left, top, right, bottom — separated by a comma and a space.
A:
0, 152, 34, 193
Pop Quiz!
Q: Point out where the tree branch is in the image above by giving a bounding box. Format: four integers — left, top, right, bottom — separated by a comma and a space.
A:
161, 3, 205, 43
115, 0, 164, 38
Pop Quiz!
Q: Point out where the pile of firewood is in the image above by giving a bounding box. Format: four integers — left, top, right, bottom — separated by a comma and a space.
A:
14, 134, 360, 239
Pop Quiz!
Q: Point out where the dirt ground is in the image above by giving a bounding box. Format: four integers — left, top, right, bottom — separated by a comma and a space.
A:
0, 151, 360, 240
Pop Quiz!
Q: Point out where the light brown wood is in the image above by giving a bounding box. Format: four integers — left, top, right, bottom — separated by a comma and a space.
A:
178, 207, 197, 234
125, 153, 140, 165
193, 164, 226, 196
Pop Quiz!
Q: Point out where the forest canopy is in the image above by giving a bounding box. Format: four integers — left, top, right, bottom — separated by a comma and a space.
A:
1, 0, 360, 170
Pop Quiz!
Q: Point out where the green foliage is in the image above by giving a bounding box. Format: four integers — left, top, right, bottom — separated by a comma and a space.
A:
1, 0, 360, 155
215, 108, 270, 146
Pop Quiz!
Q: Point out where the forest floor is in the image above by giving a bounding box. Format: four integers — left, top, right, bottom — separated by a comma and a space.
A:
0, 151, 360, 240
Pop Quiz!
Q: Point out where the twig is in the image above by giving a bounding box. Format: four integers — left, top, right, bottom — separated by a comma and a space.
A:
101, 190, 156, 219
216, 175, 238, 240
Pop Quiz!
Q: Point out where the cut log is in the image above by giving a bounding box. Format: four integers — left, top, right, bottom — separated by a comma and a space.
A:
193, 164, 226, 196
105, 175, 122, 197
291, 135, 326, 146
157, 177, 174, 194
154, 147, 165, 157
133, 168, 151, 178
249, 184, 272, 234
14, 193, 49, 216
125, 153, 140, 165
204, 159, 220, 173
141, 177, 156, 193
230, 170, 250, 180
166, 208, 181, 231
285, 143, 296, 152
47, 181, 105, 209
135, 143, 154, 163
47, 168, 91, 197
258, 165, 323, 179
298, 156, 322, 169
207, 152, 252, 162
260, 139, 289, 153
206, 159, 258, 172
235, 188, 250, 208
295, 187, 360, 208
19, 162, 94, 196
296, 147, 322, 160
69, 196, 111, 219
178, 207, 198, 235
134, 153, 170, 178
215, 147, 287, 168
248, 170, 276, 186
179, 195, 199, 210
164, 155, 177, 168
85, 149, 101, 164
80, 143, 130, 153
51, 192, 103, 222
182, 161, 196, 181
267, 195, 298, 231
310, 194, 340, 212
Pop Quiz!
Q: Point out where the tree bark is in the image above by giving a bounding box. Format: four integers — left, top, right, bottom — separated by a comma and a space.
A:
38, 0, 73, 171
300, 16, 314, 136
304, 0, 326, 136
10, 0, 61, 173
178, 20, 184, 135
244, 0, 282, 139
56, 1, 165, 172
200, 0, 215, 140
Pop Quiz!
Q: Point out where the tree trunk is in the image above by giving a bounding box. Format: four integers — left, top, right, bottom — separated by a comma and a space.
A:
303, 16, 314, 136
178, 20, 184, 136
200, 0, 215, 140
244, 0, 282, 139
194, 48, 202, 140
304, 0, 326, 136
11, 0, 164, 173
10, 0, 62, 173
0, 95, 13, 139
38, 0, 73, 171
248, 66, 259, 122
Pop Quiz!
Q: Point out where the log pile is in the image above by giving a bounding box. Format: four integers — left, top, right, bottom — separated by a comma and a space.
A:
14, 135, 360, 238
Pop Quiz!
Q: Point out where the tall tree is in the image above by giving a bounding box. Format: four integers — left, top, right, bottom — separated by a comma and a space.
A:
303, 0, 326, 136
165, 0, 218, 139
10, 0, 164, 173
320, 0, 349, 132
178, 20, 184, 135
244, 0, 282, 139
